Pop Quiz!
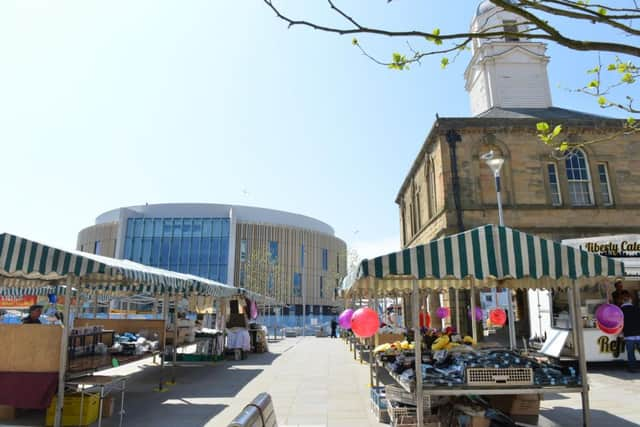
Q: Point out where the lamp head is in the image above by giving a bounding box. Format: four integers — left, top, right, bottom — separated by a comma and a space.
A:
481, 150, 504, 174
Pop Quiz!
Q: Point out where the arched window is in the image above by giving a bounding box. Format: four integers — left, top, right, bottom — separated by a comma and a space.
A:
427, 158, 437, 218
565, 150, 593, 206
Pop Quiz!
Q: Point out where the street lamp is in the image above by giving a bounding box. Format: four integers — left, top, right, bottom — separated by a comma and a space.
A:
481, 150, 516, 350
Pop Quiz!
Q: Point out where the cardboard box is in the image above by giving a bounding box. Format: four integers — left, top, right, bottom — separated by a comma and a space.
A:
101, 395, 115, 418
470, 416, 490, 427
489, 394, 541, 416
0, 405, 16, 420
375, 333, 405, 346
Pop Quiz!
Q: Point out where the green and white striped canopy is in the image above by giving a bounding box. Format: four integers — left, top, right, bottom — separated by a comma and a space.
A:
0, 232, 240, 298
342, 225, 625, 297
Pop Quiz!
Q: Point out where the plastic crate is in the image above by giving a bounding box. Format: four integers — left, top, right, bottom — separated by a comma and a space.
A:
370, 386, 388, 409
371, 399, 390, 423
385, 384, 434, 409
46, 393, 99, 426
466, 367, 533, 386
386, 400, 441, 427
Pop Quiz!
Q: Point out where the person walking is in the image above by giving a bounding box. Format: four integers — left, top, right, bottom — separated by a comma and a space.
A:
620, 291, 640, 373
330, 318, 338, 338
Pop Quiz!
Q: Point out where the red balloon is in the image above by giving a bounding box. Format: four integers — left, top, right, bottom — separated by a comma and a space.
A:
596, 320, 623, 335
351, 307, 380, 338
489, 308, 507, 326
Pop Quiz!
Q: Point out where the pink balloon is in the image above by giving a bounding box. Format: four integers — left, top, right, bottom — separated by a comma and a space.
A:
596, 320, 623, 335
596, 304, 623, 329
351, 307, 380, 338
338, 309, 354, 329
436, 307, 450, 319
468, 307, 483, 321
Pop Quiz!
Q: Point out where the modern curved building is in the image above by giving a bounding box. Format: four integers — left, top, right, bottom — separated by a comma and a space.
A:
77, 204, 347, 317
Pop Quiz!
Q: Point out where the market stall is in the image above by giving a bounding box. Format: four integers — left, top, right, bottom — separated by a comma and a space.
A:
0, 232, 239, 427
525, 234, 640, 362
341, 224, 624, 427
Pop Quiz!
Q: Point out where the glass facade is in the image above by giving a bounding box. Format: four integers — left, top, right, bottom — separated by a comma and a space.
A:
293, 272, 302, 297
123, 217, 230, 283
321, 248, 328, 271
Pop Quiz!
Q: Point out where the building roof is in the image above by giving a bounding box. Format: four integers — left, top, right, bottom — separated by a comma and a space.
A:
475, 106, 613, 120
95, 203, 337, 236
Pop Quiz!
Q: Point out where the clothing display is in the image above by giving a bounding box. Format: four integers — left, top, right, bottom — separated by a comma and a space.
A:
226, 327, 251, 351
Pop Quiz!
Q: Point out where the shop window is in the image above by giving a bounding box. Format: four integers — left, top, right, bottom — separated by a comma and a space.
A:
565, 149, 593, 206
547, 163, 562, 206
597, 163, 613, 206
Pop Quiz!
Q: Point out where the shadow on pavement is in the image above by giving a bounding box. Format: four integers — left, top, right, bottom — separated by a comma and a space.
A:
541, 407, 639, 427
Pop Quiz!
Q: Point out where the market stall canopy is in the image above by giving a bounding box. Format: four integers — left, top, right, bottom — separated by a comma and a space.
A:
0, 232, 239, 298
342, 225, 625, 297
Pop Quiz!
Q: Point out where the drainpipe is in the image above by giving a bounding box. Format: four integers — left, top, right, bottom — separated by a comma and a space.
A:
445, 129, 464, 232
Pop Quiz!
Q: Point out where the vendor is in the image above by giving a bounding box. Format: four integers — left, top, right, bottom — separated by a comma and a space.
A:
22, 304, 43, 324
611, 280, 625, 306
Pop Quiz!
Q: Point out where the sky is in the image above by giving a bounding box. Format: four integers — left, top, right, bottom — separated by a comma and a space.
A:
0, 0, 635, 260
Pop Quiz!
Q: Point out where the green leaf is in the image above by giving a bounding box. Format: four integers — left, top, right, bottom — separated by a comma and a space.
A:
597, 7, 607, 15
440, 57, 449, 69
559, 142, 569, 152
351, 37, 358, 46
627, 117, 637, 126
536, 122, 550, 133
598, 96, 607, 106
621, 73, 635, 84
587, 80, 599, 88
552, 124, 562, 137
607, 63, 617, 71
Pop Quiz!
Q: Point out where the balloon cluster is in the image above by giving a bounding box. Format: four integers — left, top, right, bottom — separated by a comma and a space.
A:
338, 308, 380, 338
595, 304, 624, 334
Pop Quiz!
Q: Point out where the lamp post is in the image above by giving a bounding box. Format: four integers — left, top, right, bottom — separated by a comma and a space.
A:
481, 151, 516, 350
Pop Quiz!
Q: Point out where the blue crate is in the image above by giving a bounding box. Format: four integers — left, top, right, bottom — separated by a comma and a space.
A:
370, 386, 388, 409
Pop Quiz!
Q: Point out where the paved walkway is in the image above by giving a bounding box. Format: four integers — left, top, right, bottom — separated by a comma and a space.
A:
4, 338, 640, 426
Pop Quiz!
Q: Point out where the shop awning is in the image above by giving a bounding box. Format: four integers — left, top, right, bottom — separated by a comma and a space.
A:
342, 224, 625, 297
0, 232, 239, 298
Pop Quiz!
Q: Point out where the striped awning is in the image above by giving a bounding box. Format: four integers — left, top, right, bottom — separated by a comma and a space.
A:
0, 232, 240, 298
342, 225, 625, 297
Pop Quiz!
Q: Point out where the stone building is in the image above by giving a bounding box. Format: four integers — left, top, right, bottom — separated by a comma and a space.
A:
397, 1, 640, 247
395, 1, 640, 336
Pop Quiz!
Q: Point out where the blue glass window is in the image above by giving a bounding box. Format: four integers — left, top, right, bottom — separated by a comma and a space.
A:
122, 216, 230, 283
319, 276, 324, 298
322, 248, 328, 271
300, 244, 304, 267
94, 241, 102, 256
293, 272, 302, 297
269, 241, 278, 262
565, 150, 593, 206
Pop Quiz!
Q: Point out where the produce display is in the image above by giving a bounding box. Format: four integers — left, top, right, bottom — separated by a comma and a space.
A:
378, 347, 581, 388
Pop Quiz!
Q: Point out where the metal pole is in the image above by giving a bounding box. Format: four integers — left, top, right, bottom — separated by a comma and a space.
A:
495, 171, 517, 350
302, 246, 306, 338
54, 282, 73, 427
572, 281, 591, 427
567, 288, 580, 358
455, 288, 461, 333
93, 294, 98, 319
412, 280, 424, 427
159, 294, 169, 391
470, 282, 478, 343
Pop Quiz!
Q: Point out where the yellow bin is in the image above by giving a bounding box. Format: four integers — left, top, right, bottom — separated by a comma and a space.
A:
46, 393, 100, 426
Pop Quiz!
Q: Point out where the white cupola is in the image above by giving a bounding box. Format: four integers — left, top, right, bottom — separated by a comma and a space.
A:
465, 0, 553, 115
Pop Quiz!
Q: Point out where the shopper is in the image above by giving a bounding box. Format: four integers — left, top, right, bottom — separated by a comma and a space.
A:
22, 304, 43, 324
330, 317, 338, 338
620, 291, 640, 373
611, 280, 625, 306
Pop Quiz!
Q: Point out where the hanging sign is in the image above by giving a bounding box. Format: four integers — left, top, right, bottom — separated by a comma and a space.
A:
0, 295, 37, 308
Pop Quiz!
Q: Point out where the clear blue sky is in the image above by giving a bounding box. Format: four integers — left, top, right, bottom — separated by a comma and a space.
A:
0, 0, 633, 258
